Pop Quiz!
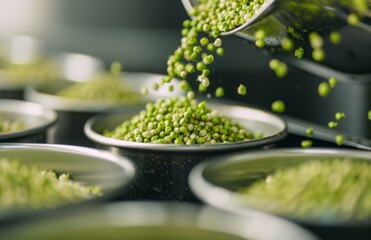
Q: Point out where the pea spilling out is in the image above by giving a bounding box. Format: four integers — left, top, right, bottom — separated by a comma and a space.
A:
56, 62, 143, 104
163, 0, 264, 95
0, 118, 26, 133
0, 59, 60, 87
173, 0, 369, 147
239, 158, 371, 221
0, 158, 101, 211
103, 91, 258, 144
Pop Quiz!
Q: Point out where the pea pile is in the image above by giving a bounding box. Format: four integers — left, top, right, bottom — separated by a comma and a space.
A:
0, 158, 101, 211
56, 62, 143, 104
0, 118, 26, 133
239, 158, 371, 221
104, 91, 257, 144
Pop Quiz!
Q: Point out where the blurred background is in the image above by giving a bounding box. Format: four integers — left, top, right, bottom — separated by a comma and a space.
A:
0, 0, 370, 138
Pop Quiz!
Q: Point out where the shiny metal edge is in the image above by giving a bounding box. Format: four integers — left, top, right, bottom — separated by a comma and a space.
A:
0, 100, 57, 140
189, 147, 371, 226
2, 201, 318, 240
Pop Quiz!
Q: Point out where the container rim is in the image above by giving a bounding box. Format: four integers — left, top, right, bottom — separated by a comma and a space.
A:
188, 147, 371, 227
1, 201, 318, 240
0, 143, 136, 224
84, 102, 288, 153
0, 99, 57, 140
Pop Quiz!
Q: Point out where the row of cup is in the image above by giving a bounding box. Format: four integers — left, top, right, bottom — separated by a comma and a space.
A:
1, 144, 370, 240
0, 105, 315, 240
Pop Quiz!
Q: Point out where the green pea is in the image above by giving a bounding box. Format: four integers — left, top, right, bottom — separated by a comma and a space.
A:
329, 32, 341, 45
309, 32, 323, 49
301, 139, 313, 148
318, 82, 330, 97
271, 100, 286, 113
203, 54, 214, 64
275, 62, 288, 78
109, 61, 122, 74
198, 83, 207, 92
335, 112, 345, 121
348, 13, 359, 26
329, 76, 337, 88
312, 48, 325, 62
215, 87, 225, 97
140, 87, 149, 95
254, 29, 266, 40
207, 43, 216, 52
328, 121, 338, 129
153, 82, 160, 91
237, 84, 247, 95
196, 62, 207, 71
255, 39, 265, 48
306, 127, 314, 137
294, 47, 304, 59
174, 138, 184, 144
179, 80, 191, 92
214, 38, 222, 47
269, 59, 287, 78
335, 134, 344, 146
202, 69, 211, 77
216, 47, 225, 56
200, 37, 209, 46
180, 71, 187, 79
269, 59, 279, 69
281, 37, 294, 51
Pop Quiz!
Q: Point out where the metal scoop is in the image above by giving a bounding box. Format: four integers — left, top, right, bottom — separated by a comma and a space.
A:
181, 0, 371, 46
